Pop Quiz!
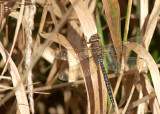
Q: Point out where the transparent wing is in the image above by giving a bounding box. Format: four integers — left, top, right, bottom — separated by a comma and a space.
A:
59, 65, 83, 82
52, 49, 90, 61
57, 36, 145, 81
53, 36, 142, 61
59, 55, 148, 81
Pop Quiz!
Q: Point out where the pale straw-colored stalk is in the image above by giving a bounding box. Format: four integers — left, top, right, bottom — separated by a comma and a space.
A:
24, 0, 36, 113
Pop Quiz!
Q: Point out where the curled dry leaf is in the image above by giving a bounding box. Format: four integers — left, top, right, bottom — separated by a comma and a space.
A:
69, 0, 99, 113
124, 42, 160, 106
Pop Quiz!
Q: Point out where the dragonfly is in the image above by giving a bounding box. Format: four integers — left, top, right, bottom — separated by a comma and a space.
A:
53, 35, 145, 76
51, 34, 147, 107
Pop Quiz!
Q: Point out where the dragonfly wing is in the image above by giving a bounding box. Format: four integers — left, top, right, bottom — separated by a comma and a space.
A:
105, 55, 120, 71
53, 37, 142, 61
102, 36, 142, 54
52, 48, 90, 61
59, 71, 68, 81
104, 54, 148, 71
125, 57, 148, 70
59, 64, 83, 81
59, 56, 148, 81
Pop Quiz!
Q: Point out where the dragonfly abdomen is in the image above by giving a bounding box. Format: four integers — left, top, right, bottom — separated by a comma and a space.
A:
98, 58, 115, 107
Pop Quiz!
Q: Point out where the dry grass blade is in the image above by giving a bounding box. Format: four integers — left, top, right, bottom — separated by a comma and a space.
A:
128, 91, 156, 109
122, 82, 135, 114
124, 42, 160, 106
0, 76, 11, 80
41, 33, 74, 49
0, 85, 12, 90
140, 0, 148, 36
33, 80, 84, 92
0, 42, 30, 114
0, 0, 25, 77
69, 0, 97, 39
144, 1, 160, 50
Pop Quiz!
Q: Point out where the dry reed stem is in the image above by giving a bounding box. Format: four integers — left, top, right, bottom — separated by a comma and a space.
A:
121, 69, 140, 114
32, 0, 49, 59
128, 91, 156, 109
33, 80, 84, 92
140, 0, 148, 36
24, 0, 36, 113
0, 76, 11, 80
138, 0, 149, 113
122, 83, 135, 114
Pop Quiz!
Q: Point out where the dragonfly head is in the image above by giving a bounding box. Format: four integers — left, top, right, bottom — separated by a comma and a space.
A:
87, 34, 101, 43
